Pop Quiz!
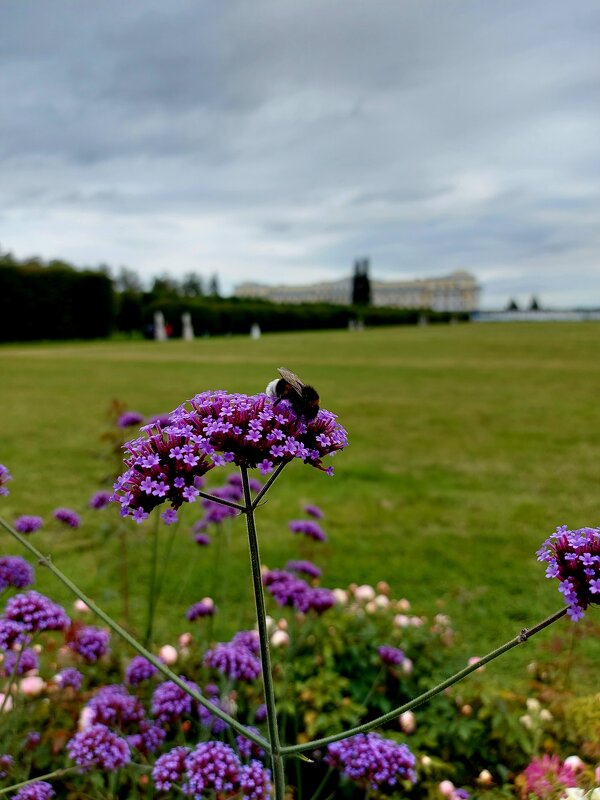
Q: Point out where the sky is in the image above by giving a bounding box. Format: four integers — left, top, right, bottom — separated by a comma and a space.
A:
1, 1, 599, 309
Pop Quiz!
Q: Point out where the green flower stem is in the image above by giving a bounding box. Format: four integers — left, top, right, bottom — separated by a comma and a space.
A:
280, 606, 568, 756
0, 516, 269, 752
240, 465, 286, 800
251, 461, 287, 509
196, 490, 245, 513
143, 511, 161, 647
0, 766, 81, 795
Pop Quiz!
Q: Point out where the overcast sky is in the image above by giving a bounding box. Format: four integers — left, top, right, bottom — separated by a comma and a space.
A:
1, 1, 599, 308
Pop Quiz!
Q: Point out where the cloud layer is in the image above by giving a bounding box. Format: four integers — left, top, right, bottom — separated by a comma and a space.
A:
1, 1, 599, 307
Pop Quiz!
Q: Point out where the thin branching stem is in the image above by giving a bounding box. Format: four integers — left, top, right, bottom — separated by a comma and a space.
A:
280, 606, 568, 755
0, 767, 81, 796
196, 490, 245, 513
240, 465, 286, 800
251, 461, 287, 509
0, 516, 269, 752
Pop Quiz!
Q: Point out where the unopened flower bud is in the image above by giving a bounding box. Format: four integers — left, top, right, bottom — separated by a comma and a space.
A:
74, 599, 90, 614
365, 601, 377, 614
421, 755, 432, 767
20, 676, 45, 697
332, 588, 348, 605
158, 645, 178, 665
277, 618, 288, 630
539, 709, 553, 722
397, 598, 411, 612
519, 714, 533, 730
354, 584, 376, 602
402, 657, 414, 675
439, 780, 455, 796
375, 594, 390, 608
461, 704, 472, 716
0, 693, 13, 712
376, 581, 390, 595
271, 630, 290, 647
399, 710, 416, 733
564, 755, 585, 772
394, 614, 410, 627
526, 698, 541, 712
477, 769, 493, 785
178, 632, 193, 647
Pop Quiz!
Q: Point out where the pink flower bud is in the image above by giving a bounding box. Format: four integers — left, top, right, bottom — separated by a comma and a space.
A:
158, 645, 178, 665
376, 581, 390, 595
439, 780, 455, 796
0, 693, 13, 712
564, 755, 585, 772
354, 584, 376, 602
74, 599, 90, 613
399, 710, 416, 733
402, 658, 414, 675
20, 676, 45, 697
468, 656, 485, 672
178, 632, 193, 647
270, 630, 290, 647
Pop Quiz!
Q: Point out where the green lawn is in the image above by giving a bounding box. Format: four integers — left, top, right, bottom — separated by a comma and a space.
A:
1, 323, 599, 688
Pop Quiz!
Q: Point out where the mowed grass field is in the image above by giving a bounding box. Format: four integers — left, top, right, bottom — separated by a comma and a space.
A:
1, 323, 599, 688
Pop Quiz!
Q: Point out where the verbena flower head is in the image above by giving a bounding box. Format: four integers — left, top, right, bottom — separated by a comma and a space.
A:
57, 667, 83, 690
285, 559, 322, 579
87, 684, 145, 730
537, 525, 600, 620
53, 507, 81, 528
3, 647, 39, 675
113, 391, 347, 522
151, 677, 199, 723
263, 569, 335, 614
378, 645, 406, 667
240, 760, 273, 800
89, 490, 111, 509
125, 655, 158, 686
326, 733, 417, 792
0, 555, 35, 590
0, 618, 29, 650
289, 519, 327, 542
67, 723, 130, 771
304, 503, 324, 519
13, 781, 55, 800
118, 410, 144, 428
68, 625, 110, 662
204, 636, 262, 682
5, 591, 70, 632
13, 516, 43, 534
186, 599, 216, 620
0, 465, 12, 497
152, 746, 190, 791
520, 754, 577, 798
126, 720, 166, 755
183, 741, 242, 796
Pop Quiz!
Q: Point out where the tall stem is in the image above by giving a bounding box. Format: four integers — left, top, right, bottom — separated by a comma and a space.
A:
240, 465, 286, 800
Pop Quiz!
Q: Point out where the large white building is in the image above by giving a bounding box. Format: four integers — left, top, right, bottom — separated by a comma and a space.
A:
235, 270, 480, 312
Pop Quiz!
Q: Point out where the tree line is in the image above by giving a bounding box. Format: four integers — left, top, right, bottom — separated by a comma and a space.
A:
0, 250, 466, 343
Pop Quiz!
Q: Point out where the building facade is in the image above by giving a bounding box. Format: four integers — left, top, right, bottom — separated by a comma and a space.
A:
235, 270, 480, 312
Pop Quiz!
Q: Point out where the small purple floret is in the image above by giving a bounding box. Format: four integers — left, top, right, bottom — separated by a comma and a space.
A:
89, 490, 111, 509
304, 503, 324, 519
57, 667, 83, 690
13, 516, 43, 534
118, 411, 144, 428
53, 507, 81, 528
378, 645, 406, 666
288, 519, 327, 542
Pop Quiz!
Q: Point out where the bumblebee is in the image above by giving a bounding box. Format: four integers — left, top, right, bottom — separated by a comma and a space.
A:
266, 367, 320, 420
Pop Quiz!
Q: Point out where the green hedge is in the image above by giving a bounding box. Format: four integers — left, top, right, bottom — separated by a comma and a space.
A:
0, 261, 114, 342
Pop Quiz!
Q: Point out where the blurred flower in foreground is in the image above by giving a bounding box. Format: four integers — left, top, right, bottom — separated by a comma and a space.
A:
326, 733, 416, 792
112, 391, 347, 523
53, 507, 81, 528
537, 525, 600, 620
0, 465, 12, 497
519, 754, 577, 798
13, 516, 43, 534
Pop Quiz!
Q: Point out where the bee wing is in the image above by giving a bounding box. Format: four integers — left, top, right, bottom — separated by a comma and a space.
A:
277, 367, 305, 397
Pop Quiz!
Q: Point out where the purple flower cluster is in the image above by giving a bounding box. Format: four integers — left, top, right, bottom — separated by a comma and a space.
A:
0, 618, 29, 650
204, 634, 261, 682
57, 667, 83, 690
232, 630, 260, 655
153, 741, 271, 799
113, 391, 347, 523
67, 723, 130, 771
13, 781, 55, 800
186, 599, 216, 620
89, 490, 111, 509
0, 555, 34, 590
53, 507, 81, 528
87, 684, 145, 729
68, 625, 110, 662
3, 647, 39, 675
152, 746, 190, 791
289, 519, 327, 542
5, 591, 70, 633
304, 503, 324, 519
13, 516, 43, 534
125, 655, 158, 686
236, 727, 266, 759
118, 410, 144, 428
378, 645, 406, 667
0, 465, 12, 497
537, 525, 600, 620
263, 569, 335, 614
151, 677, 199, 723
326, 733, 417, 791
286, 559, 322, 579
126, 720, 166, 755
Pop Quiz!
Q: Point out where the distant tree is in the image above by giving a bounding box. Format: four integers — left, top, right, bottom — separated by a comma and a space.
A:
181, 272, 204, 298
506, 298, 519, 311
208, 273, 221, 298
115, 267, 143, 293
352, 258, 371, 305
150, 274, 180, 301
529, 295, 541, 311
